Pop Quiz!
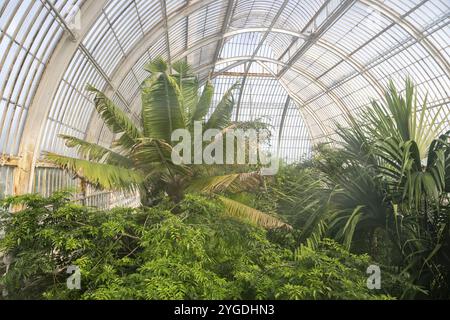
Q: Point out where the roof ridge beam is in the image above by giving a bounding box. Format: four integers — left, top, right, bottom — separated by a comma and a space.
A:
159, 0, 172, 65
235, 0, 291, 121
211, 0, 237, 75
359, 0, 450, 76
13, 0, 109, 195
277, 0, 356, 78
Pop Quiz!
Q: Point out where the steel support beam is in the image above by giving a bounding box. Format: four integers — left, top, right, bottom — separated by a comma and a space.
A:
254, 60, 330, 143
160, 0, 172, 65
87, 20, 387, 139
359, 0, 450, 76
86, 12, 395, 148
122, 53, 342, 143
210, 56, 351, 118
211, 0, 236, 74
123, 46, 349, 140
105, 0, 216, 90
277, 0, 356, 78
84, 0, 218, 141
299, 0, 450, 108
169, 28, 385, 97
42, 0, 133, 115
43, 0, 78, 40
277, 0, 329, 63
235, 0, 290, 121
0, 156, 19, 167
192, 56, 340, 140
115, 54, 330, 146
44, 0, 138, 155
86, 0, 392, 137
13, 0, 109, 195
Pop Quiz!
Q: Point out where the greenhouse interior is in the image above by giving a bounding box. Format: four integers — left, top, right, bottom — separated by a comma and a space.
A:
0, 0, 449, 301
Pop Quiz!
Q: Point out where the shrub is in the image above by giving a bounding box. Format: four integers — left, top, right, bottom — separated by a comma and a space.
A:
0, 193, 391, 300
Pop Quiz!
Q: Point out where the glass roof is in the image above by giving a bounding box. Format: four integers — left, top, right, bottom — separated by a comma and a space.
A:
0, 0, 449, 194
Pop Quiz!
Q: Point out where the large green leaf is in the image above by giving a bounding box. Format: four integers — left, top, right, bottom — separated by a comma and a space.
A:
131, 138, 191, 180
187, 171, 260, 194
44, 153, 143, 191
144, 56, 169, 73
363, 79, 448, 160
205, 83, 239, 130
141, 70, 185, 142
86, 85, 142, 149
58, 134, 133, 167
191, 80, 214, 125
172, 59, 199, 120
218, 196, 291, 230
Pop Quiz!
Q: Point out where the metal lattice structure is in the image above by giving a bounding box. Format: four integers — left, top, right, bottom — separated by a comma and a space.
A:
0, 0, 449, 200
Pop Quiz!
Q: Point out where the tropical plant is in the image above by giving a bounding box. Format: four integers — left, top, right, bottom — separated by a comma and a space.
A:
236, 163, 331, 241
45, 58, 288, 229
0, 192, 393, 300
314, 79, 450, 298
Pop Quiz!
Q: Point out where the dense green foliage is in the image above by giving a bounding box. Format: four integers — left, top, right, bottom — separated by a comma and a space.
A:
249, 80, 450, 299
318, 80, 450, 299
0, 192, 390, 300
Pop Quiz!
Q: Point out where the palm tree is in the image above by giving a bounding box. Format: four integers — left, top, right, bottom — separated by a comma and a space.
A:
46, 58, 289, 229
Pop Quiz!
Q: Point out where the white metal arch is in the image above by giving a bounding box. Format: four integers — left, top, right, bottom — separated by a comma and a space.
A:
3, 0, 448, 196
54, 0, 450, 153
13, 0, 109, 195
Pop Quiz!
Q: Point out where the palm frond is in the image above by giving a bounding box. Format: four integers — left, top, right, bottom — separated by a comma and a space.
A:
205, 83, 239, 130
141, 70, 185, 141
144, 56, 169, 74
219, 196, 292, 230
297, 220, 329, 253
58, 134, 133, 167
191, 80, 214, 125
131, 138, 191, 179
188, 171, 261, 194
363, 79, 448, 160
172, 59, 191, 75
45, 153, 143, 191
172, 59, 199, 121
86, 85, 142, 149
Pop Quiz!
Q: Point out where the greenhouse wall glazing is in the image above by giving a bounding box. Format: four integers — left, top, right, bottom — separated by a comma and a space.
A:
1, 0, 448, 200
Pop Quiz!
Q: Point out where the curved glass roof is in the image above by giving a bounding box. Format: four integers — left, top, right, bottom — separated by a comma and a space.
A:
0, 0, 449, 196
